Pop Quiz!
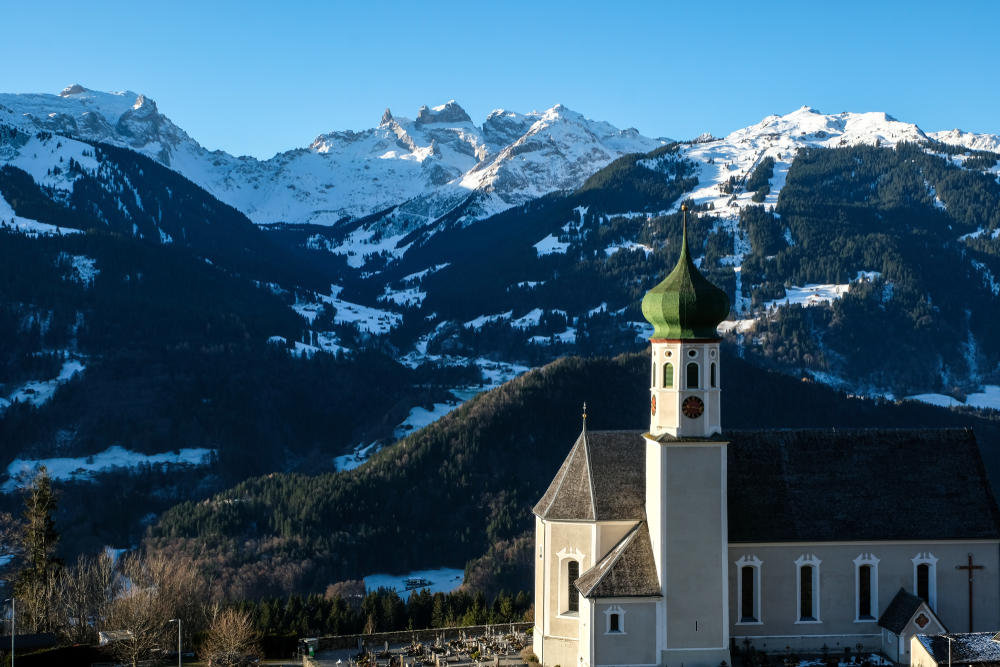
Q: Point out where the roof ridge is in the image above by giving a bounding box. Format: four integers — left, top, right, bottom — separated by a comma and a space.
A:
540, 429, 586, 518
578, 520, 643, 594
583, 430, 597, 519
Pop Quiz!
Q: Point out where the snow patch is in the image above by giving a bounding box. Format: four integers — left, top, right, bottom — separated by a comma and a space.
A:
363, 567, 464, 594
1, 359, 84, 412
534, 234, 570, 256
394, 402, 460, 439
604, 241, 653, 257
4, 445, 214, 492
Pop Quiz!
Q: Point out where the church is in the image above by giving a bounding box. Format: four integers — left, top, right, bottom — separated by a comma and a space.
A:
531, 207, 1000, 667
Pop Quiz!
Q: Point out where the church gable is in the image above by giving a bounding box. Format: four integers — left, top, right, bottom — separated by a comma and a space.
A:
879, 588, 945, 635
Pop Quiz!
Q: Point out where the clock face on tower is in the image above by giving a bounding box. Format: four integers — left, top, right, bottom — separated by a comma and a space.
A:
682, 396, 704, 419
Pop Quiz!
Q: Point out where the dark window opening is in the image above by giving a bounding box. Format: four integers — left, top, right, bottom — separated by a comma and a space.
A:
651, 362, 656, 387
800, 565, 815, 620
609, 613, 620, 632
859, 565, 872, 619
917, 563, 930, 603
741, 565, 756, 622
687, 362, 699, 389
567, 561, 579, 613
663, 363, 673, 388
710, 362, 717, 388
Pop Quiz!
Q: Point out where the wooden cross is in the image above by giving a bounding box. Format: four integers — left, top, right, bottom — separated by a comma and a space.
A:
956, 552, 984, 631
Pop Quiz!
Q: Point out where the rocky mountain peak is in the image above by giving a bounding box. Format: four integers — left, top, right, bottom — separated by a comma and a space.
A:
416, 100, 471, 125
380, 107, 393, 126
59, 84, 88, 97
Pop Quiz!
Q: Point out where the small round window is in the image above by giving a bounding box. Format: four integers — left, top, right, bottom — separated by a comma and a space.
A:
688, 349, 698, 358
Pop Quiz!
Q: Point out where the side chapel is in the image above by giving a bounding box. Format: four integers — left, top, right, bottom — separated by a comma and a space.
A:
532, 207, 1000, 667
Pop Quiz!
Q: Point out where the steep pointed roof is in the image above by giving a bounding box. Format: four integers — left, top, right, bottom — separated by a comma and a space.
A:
641, 205, 730, 339
532, 430, 645, 521
533, 428, 597, 521
575, 521, 661, 598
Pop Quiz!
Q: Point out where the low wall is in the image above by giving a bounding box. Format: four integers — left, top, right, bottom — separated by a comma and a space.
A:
307, 622, 533, 654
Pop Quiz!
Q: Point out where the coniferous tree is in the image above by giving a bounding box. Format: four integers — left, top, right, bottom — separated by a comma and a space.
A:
14, 466, 63, 633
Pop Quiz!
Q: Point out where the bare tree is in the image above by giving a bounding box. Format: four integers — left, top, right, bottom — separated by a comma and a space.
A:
200, 606, 261, 666
104, 551, 208, 667
59, 551, 116, 644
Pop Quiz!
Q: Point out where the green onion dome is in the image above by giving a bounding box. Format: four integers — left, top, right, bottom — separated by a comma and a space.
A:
641, 206, 731, 340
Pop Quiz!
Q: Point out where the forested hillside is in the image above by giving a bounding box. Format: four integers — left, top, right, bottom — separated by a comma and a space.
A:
149, 349, 1000, 598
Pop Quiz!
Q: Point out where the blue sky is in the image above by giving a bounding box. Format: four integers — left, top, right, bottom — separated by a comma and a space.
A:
2, 0, 997, 158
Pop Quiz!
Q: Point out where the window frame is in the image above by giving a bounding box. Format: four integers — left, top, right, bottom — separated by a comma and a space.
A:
854, 553, 880, 622
735, 554, 763, 625
556, 550, 586, 618
603, 605, 626, 635
794, 554, 822, 623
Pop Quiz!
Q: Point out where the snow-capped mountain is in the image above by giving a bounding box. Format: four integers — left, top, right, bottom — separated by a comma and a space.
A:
0, 85, 665, 226
681, 106, 955, 215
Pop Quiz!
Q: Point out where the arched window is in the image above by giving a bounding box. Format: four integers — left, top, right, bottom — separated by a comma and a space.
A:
795, 554, 821, 623
912, 553, 938, 610
854, 553, 879, 621
604, 605, 625, 634
800, 566, 813, 619
858, 565, 872, 618
741, 566, 755, 620
735, 554, 762, 624
687, 362, 699, 389
917, 564, 929, 602
651, 361, 656, 387
663, 363, 673, 388
567, 560, 580, 613
710, 363, 717, 388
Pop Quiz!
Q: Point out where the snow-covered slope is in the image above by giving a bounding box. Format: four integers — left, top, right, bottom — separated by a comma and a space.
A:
681, 106, 941, 214
0, 86, 665, 226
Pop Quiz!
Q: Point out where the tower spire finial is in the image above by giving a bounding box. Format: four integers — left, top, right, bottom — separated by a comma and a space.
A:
582, 401, 588, 431
681, 202, 689, 257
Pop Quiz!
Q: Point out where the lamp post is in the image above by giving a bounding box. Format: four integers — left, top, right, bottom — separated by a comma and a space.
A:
4, 597, 13, 667
168, 618, 181, 667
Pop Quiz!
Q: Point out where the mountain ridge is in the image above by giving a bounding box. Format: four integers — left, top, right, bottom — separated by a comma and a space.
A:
0, 85, 666, 227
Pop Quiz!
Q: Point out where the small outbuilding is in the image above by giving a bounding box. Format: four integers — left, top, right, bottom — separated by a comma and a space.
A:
911, 633, 1000, 667
879, 589, 946, 664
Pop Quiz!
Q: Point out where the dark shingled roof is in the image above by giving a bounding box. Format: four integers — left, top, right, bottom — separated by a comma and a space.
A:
916, 633, 1000, 664
727, 428, 1000, 542
535, 427, 1000, 542
878, 588, 938, 634
533, 430, 645, 522
575, 521, 661, 598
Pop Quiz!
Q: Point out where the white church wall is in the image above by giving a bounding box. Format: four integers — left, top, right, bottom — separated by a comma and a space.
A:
663, 444, 728, 652
597, 521, 636, 557
544, 521, 592, 645
909, 635, 938, 667
728, 541, 1000, 654
534, 516, 545, 659
593, 600, 657, 666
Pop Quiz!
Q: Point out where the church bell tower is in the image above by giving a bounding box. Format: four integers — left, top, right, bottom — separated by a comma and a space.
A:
641, 204, 729, 438
641, 204, 732, 667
